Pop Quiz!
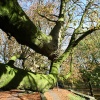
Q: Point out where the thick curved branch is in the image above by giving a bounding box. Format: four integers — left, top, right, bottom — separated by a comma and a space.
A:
0, 0, 59, 60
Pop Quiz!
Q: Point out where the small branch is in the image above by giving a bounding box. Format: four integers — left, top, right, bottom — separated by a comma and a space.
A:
49, 14, 59, 18
38, 13, 57, 23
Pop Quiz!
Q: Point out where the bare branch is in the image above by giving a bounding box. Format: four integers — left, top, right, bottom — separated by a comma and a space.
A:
49, 14, 59, 18
38, 13, 57, 23
74, 1, 94, 33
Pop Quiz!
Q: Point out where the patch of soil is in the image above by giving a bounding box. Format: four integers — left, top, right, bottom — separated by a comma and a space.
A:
0, 89, 41, 100
0, 88, 74, 100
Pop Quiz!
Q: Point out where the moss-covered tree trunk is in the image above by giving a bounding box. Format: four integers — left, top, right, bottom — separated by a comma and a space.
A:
0, 45, 73, 93
0, 63, 57, 93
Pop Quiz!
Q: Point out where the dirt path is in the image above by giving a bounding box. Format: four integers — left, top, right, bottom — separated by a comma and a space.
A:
44, 88, 73, 100
48, 90, 60, 100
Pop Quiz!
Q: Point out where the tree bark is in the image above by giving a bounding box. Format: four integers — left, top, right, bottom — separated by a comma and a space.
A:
0, 63, 57, 93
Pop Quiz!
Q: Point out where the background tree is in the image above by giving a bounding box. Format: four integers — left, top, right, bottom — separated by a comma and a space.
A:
74, 30, 100, 87
67, 30, 100, 96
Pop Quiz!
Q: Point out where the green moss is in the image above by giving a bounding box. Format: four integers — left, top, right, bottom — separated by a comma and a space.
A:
0, 65, 17, 88
0, 7, 9, 15
10, 55, 20, 61
58, 18, 64, 22
50, 46, 73, 75
68, 94, 86, 100
0, 64, 57, 92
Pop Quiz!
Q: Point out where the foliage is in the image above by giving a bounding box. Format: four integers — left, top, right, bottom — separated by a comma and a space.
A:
73, 30, 100, 88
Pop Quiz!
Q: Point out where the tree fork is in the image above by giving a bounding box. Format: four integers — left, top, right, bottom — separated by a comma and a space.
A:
0, 0, 59, 60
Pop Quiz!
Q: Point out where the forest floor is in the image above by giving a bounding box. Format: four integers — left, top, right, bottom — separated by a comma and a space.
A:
0, 88, 74, 100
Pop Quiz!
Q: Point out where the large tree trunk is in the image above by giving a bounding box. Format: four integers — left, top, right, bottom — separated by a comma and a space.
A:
0, 45, 73, 93
0, 63, 57, 93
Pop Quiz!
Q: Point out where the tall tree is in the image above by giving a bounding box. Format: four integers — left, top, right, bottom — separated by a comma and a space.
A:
0, 0, 100, 92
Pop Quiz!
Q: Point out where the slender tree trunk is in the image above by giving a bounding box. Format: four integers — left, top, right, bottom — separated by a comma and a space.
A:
88, 79, 94, 96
